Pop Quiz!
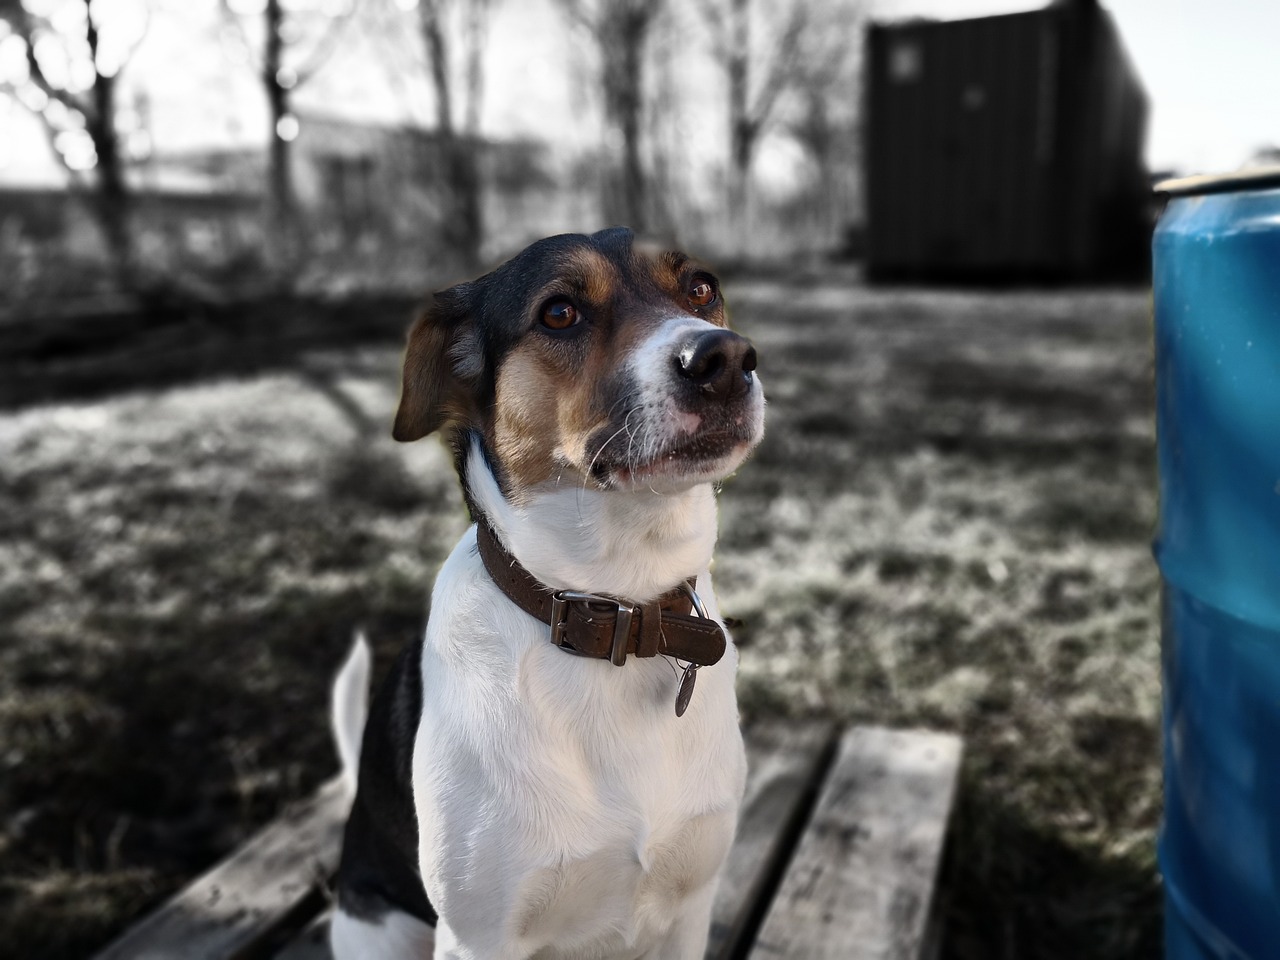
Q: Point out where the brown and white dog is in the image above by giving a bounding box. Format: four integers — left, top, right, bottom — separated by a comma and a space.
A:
329, 227, 765, 959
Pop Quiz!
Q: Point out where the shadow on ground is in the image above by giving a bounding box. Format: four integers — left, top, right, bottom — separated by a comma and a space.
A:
944, 778, 1162, 960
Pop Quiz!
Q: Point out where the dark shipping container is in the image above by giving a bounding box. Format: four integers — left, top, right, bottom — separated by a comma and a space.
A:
864, 0, 1149, 281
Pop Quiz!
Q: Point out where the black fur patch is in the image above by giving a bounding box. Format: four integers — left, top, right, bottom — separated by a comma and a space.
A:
334, 632, 437, 926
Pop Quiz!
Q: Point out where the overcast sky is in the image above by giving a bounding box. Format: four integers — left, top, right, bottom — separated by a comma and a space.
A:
1, 0, 1277, 184
881, 0, 1280, 173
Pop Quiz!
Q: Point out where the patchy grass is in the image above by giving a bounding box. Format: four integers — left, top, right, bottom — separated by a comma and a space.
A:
0, 280, 1160, 958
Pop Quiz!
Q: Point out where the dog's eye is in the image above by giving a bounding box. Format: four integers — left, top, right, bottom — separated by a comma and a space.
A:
540, 299, 580, 331
688, 278, 717, 308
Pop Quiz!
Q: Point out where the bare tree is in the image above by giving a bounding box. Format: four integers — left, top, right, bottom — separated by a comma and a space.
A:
458, 0, 487, 136
219, 0, 356, 263
697, 0, 860, 247
0, 0, 148, 290
412, 0, 492, 268
556, 0, 663, 232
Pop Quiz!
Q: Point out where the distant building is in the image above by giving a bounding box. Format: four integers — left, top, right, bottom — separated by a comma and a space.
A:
864, 0, 1149, 281
0, 114, 566, 281
286, 113, 566, 255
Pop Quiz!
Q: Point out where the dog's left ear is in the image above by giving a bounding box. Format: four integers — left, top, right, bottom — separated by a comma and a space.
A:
392, 284, 478, 442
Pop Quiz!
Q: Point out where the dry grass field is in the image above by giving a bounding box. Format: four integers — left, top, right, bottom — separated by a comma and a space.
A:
0, 275, 1162, 959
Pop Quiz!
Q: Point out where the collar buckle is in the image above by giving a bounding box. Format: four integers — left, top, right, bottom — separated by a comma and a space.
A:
550, 590, 637, 666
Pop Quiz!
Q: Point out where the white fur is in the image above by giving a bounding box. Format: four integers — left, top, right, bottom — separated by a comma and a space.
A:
332, 905, 436, 959
332, 632, 371, 799
399, 445, 747, 960
473, 445, 720, 602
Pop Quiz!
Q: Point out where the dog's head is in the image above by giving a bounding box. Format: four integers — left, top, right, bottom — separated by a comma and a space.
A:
393, 227, 764, 499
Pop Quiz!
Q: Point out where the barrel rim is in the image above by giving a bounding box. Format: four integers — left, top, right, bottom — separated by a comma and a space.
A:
1155, 166, 1280, 197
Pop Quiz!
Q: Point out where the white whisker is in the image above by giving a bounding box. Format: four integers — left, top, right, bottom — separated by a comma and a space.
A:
578, 412, 640, 517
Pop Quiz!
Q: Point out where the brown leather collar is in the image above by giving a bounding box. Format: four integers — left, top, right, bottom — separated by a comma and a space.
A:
475, 521, 727, 668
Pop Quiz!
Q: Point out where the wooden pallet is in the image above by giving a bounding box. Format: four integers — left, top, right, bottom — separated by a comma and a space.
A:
93, 725, 961, 960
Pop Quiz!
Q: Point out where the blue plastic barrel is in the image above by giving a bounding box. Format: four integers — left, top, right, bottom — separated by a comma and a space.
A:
1153, 169, 1280, 960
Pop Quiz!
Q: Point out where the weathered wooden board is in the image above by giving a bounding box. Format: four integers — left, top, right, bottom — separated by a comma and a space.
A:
746, 727, 963, 960
272, 722, 836, 960
706, 722, 836, 960
94, 724, 961, 960
91, 778, 349, 960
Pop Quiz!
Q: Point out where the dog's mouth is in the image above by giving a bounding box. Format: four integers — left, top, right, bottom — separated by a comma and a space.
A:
589, 424, 759, 489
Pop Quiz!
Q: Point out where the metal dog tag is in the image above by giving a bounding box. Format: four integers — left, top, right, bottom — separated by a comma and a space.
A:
675, 664, 698, 717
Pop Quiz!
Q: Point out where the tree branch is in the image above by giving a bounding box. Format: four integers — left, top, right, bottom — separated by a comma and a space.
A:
417, 0, 453, 134
114, 2, 153, 76
552, 0, 596, 35
294, 0, 362, 87
692, 0, 728, 55
0, 7, 92, 117
217, 0, 264, 76
0, 0, 27, 23
0, 77, 91, 188
82, 0, 99, 63
461, 0, 491, 135
746, 0, 808, 130
365, 0, 432, 126
25, 42, 89, 114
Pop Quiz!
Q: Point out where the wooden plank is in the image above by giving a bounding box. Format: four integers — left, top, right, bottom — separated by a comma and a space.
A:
706, 722, 837, 960
746, 727, 963, 960
92, 778, 349, 960
271, 723, 836, 960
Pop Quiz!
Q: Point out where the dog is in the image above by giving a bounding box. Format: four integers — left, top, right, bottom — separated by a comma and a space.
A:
328, 227, 765, 960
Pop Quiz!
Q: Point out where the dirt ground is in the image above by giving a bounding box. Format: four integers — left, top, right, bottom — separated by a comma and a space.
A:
0, 276, 1162, 959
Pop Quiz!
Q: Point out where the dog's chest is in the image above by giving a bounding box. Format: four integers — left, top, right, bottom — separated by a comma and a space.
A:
500, 710, 742, 955
413, 565, 745, 956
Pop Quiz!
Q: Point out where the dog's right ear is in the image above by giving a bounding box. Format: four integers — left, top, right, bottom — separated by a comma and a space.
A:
392, 284, 477, 442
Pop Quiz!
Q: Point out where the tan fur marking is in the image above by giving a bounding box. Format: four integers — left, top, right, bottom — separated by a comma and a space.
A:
562, 248, 618, 306
642, 251, 729, 328
493, 344, 606, 491
641, 251, 685, 302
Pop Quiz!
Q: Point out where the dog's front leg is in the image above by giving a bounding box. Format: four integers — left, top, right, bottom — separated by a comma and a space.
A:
432, 918, 461, 960
431, 917, 528, 960
641, 882, 718, 960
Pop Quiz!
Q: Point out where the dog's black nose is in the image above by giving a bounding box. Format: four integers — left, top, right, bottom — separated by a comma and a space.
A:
676, 329, 757, 400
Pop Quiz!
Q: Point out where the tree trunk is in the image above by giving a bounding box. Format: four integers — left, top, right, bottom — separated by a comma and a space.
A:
725, 0, 754, 257
458, 0, 488, 265
82, 0, 139, 291
448, 144, 483, 268
600, 4, 651, 232
797, 90, 834, 250
87, 78, 138, 290
263, 0, 299, 267
618, 25, 645, 231
462, 0, 488, 136
420, 0, 483, 269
